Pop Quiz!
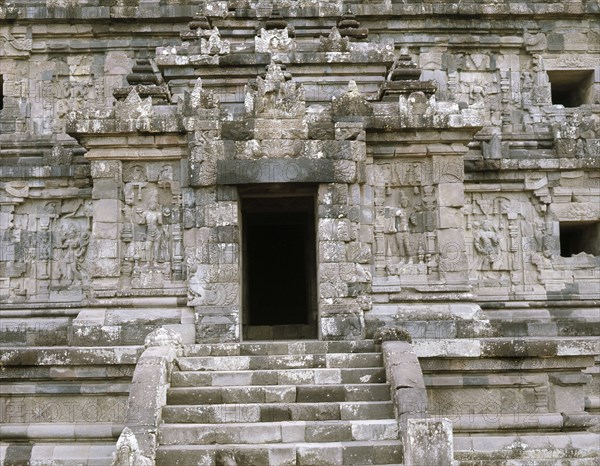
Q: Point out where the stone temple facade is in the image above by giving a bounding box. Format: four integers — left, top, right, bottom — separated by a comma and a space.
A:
1, 0, 599, 464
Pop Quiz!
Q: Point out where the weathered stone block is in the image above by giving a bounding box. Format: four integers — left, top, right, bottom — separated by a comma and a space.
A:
90, 160, 121, 179
405, 418, 453, 466
547, 33, 565, 52
93, 199, 119, 223
437, 183, 464, 207
92, 178, 119, 199
333, 160, 357, 183
297, 444, 343, 465
549, 384, 585, 412
319, 241, 347, 262
92, 222, 119, 240
438, 207, 462, 228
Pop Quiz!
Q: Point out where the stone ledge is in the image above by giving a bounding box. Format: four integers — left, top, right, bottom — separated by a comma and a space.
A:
454, 432, 600, 456
0, 346, 143, 366
451, 413, 564, 433
6, 1, 592, 21
413, 338, 600, 359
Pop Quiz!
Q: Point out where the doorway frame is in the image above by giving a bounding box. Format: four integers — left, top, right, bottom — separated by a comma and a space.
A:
239, 184, 319, 340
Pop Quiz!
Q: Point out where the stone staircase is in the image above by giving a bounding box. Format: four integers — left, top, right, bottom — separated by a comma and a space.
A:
156, 340, 403, 466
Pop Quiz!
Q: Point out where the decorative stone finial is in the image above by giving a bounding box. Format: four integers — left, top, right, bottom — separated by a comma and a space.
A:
112, 428, 152, 466
201, 27, 231, 55
332, 80, 372, 117
337, 8, 368, 39
246, 61, 305, 117
319, 26, 350, 53
378, 50, 436, 101
265, 8, 288, 30
255, 27, 296, 53
387, 49, 422, 81
188, 77, 220, 110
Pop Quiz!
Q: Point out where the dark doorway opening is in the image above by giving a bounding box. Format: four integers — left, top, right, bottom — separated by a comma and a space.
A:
241, 185, 317, 340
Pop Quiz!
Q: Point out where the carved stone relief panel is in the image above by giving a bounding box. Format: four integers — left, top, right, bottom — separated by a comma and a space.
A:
0, 197, 92, 303
373, 160, 441, 278
119, 162, 185, 290
465, 192, 553, 297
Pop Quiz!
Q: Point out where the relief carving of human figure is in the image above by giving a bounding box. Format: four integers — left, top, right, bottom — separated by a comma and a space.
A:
473, 220, 501, 270
383, 205, 398, 258
469, 82, 487, 108
55, 225, 89, 285
136, 199, 165, 265
394, 193, 412, 263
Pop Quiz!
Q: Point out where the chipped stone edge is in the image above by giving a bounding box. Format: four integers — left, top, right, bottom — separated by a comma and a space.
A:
112, 328, 183, 466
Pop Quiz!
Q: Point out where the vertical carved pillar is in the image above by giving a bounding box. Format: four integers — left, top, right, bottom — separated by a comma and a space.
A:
431, 151, 469, 285
89, 160, 123, 284
374, 222, 386, 277
189, 187, 241, 343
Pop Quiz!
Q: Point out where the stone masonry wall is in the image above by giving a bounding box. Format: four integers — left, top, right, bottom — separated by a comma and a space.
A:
1, 0, 599, 337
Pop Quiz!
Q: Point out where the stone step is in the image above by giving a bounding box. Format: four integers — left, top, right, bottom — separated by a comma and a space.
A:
176, 352, 383, 371
0, 423, 122, 441
162, 401, 394, 423
0, 443, 115, 466
183, 340, 378, 357
167, 383, 391, 404
0, 382, 131, 395
158, 420, 399, 445
171, 367, 386, 387
156, 441, 403, 465
0, 365, 136, 381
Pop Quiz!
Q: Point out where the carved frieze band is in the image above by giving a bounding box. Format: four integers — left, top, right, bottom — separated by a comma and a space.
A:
217, 159, 336, 185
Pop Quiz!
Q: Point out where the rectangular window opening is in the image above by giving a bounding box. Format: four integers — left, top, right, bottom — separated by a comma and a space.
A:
548, 70, 594, 108
559, 221, 600, 257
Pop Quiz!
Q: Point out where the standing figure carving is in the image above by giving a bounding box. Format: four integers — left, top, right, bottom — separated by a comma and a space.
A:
136, 199, 164, 265
394, 192, 412, 263
473, 220, 501, 270
55, 224, 89, 286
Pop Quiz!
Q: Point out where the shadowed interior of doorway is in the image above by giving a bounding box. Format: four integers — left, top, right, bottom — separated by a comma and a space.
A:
241, 186, 317, 340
